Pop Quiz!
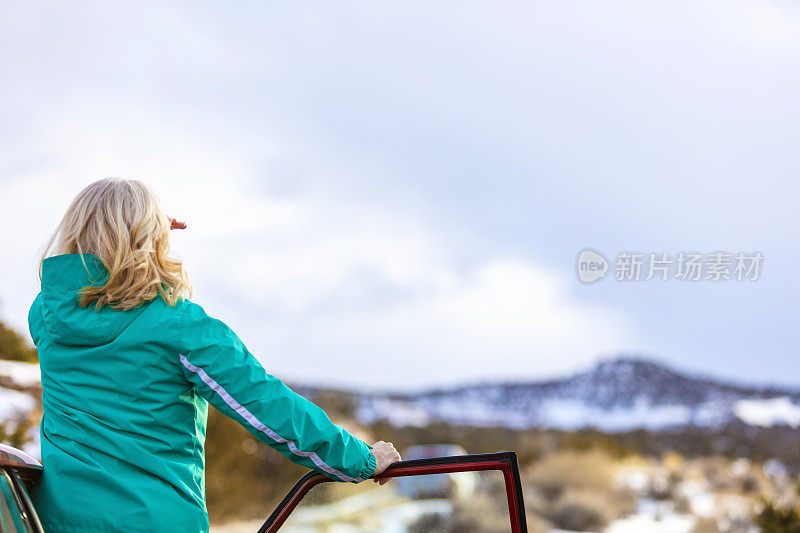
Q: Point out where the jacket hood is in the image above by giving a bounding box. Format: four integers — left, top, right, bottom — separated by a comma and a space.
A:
37, 253, 146, 346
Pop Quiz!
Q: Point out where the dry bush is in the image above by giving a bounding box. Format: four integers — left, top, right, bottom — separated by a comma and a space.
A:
0, 321, 38, 362
701, 456, 736, 493
0, 415, 34, 449
409, 513, 446, 533
523, 449, 637, 529
549, 488, 613, 532
525, 449, 617, 501
447, 493, 513, 533
738, 472, 768, 497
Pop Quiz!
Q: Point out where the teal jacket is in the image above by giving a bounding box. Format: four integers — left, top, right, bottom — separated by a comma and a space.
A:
27, 253, 376, 532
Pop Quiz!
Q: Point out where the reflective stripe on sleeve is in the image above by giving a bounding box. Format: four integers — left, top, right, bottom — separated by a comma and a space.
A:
179, 354, 364, 482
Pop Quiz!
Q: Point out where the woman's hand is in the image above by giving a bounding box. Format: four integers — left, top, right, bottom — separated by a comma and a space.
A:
370, 440, 401, 485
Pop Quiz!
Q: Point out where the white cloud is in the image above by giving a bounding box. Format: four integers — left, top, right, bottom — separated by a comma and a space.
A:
281, 258, 631, 389
0, 102, 633, 388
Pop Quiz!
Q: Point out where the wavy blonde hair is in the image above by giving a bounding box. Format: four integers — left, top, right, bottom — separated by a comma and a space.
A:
39, 178, 192, 311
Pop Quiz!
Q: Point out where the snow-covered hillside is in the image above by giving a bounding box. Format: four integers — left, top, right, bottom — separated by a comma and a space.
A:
341, 357, 800, 431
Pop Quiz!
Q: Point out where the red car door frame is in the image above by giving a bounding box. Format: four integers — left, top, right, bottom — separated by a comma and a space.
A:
258, 451, 527, 533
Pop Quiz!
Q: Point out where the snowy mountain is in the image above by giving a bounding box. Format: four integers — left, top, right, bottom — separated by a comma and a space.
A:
328, 357, 800, 431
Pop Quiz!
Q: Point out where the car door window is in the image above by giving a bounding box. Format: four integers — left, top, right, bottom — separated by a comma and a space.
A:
0, 470, 33, 533
282, 469, 510, 532
261, 452, 526, 533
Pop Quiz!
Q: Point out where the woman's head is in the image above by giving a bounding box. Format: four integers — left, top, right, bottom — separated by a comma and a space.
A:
40, 178, 192, 311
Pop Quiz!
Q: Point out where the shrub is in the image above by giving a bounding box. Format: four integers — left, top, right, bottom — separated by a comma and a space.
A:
549, 488, 613, 532
0, 417, 33, 449
755, 498, 800, 533
526, 449, 617, 501
0, 320, 37, 363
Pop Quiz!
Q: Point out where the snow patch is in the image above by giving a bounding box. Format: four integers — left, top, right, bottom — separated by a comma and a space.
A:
0, 385, 35, 420
0, 360, 41, 388
734, 397, 800, 428
538, 398, 693, 431
606, 498, 696, 533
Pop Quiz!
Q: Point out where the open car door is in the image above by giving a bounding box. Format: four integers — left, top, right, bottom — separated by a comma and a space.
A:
259, 451, 527, 533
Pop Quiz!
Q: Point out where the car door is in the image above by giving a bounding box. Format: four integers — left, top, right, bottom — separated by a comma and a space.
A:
259, 451, 527, 533
0, 444, 43, 533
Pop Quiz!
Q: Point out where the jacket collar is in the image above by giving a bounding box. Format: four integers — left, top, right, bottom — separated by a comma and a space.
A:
41, 253, 110, 292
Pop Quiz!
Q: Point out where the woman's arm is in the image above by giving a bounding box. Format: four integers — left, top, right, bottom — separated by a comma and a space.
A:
177, 299, 379, 483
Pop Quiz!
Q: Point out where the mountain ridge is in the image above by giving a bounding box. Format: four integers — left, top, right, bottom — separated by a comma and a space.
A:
294, 356, 800, 431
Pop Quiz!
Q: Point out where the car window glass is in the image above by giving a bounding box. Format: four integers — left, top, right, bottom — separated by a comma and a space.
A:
282, 470, 511, 532
0, 470, 32, 533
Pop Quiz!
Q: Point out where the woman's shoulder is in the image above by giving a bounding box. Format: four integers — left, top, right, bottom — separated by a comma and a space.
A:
137, 297, 208, 354
163, 298, 236, 345
171, 297, 212, 322
137, 296, 202, 332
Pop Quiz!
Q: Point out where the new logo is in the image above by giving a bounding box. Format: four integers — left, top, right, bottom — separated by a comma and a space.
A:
577, 249, 608, 283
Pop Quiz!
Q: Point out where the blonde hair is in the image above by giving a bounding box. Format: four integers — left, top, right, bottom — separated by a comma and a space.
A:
39, 178, 192, 311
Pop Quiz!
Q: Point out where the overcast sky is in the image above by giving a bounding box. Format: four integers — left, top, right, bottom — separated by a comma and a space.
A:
1, 1, 798, 390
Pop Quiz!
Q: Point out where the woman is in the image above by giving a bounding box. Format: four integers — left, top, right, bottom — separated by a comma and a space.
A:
28, 178, 401, 532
